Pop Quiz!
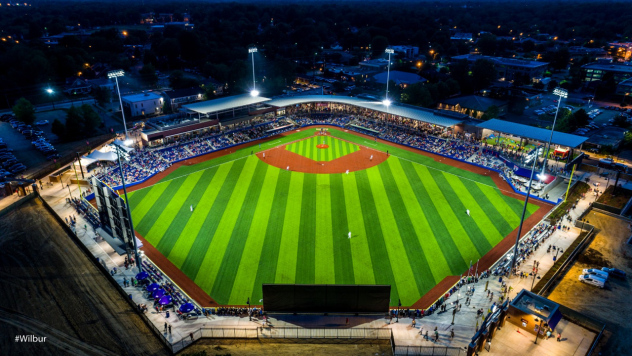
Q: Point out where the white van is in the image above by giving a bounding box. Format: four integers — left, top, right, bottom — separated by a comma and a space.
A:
583, 268, 609, 280
579, 274, 605, 288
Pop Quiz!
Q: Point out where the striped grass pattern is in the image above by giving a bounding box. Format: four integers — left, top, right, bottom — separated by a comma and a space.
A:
127, 128, 538, 306
285, 136, 359, 161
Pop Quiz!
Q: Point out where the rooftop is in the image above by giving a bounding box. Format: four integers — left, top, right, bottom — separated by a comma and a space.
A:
582, 62, 632, 73
265, 95, 465, 127
163, 87, 204, 99
121, 92, 162, 103
452, 54, 549, 68
477, 119, 588, 148
182, 94, 271, 114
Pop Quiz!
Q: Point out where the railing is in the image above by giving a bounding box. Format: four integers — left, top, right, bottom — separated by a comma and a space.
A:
394, 345, 464, 356
536, 225, 595, 297
171, 327, 393, 353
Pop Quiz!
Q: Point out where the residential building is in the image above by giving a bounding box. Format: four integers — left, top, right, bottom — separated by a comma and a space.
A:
140, 12, 155, 24
451, 54, 549, 82
163, 87, 205, 111
122, 92, 163, 117
451, 33, 473, 42
582, 61, 632, 84
201, 78, 225, 96
392, 45, 419, 59
63, 76, 91, 95
437, 95, 508, 119
87, 78, 115, 94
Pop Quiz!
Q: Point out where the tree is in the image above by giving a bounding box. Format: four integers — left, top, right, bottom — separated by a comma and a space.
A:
471, 59, 497, 92
481, 105, 499, 120
94, 87, 111, 106
477, 33, 498, 56
550, 48, 570, 72
139, 63, 158, 87
65, 106, 84, 140
51, 119, 66, 139
547, 80, 559, 91
573, 109, 590, 127
80, 105, 102, 136
401, 83, 433, 107
371, 36, 389, 57
333, 81, 346, 92
13, 98, 36, 125
613, 114, 629, 128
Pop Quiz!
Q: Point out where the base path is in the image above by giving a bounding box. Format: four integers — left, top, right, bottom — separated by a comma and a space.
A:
113, 125, 553, 309
258, 135, 388, 174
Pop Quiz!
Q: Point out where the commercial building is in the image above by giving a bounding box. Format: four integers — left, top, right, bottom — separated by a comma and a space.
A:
568, 46, 609, 61
391, 45, 419, 59
582, 61, 632, 84
616, 77, 632, 96
163, 87, 205, 111
359, 58, 390, 70
451, 54, 549, 82
607, 43, 632, 62
121, 92, 163, 117
450, 33, 473, 42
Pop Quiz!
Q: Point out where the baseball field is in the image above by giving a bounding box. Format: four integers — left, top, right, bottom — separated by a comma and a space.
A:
126, 127, 539, 306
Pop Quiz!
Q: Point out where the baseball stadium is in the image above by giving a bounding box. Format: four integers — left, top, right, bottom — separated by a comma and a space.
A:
81, 94, 584, 309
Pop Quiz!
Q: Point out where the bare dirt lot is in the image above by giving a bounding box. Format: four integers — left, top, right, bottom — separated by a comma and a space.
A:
0, 197, 170, 356
546, 211, 632, 355
180, 338, 393, 356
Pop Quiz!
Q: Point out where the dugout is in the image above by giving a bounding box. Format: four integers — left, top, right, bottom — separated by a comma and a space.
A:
262, 284, 390, 314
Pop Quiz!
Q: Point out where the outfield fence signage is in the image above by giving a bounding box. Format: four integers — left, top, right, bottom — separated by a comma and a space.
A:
393, 345, 464, 356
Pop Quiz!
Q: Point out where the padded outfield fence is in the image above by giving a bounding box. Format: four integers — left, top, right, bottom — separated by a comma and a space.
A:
394, 345, 464, 356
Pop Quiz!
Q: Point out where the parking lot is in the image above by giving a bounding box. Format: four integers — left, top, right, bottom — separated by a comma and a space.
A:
0, 109, 94, 177
546, 211, 632, 355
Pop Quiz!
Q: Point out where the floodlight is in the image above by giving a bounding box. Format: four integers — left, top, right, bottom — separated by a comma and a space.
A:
46, 88, 53, 94
385, 48, 395, 54
553, 88, 568, 98
248, 47, 258, 53
108, 70, 125, 79
250, 90, 260, 97
123, 139, 134, 146
383, 99, 392, 106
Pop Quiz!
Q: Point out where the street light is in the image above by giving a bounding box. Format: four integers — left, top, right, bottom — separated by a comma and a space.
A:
540, 88, 568, 179
46, 88, 55, 110
384, 48, 394, 106
248, 47, 258, 97
112, 141, 142, 273
108, 70, 128, 139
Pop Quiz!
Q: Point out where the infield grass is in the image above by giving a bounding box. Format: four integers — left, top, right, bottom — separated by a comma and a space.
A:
127, 127, 540, 306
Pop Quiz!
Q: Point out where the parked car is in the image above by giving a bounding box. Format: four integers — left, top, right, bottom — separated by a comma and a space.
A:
601, 267, 626, 279
579, 274, 605, 288
583, 268, 609, 280
35, 120, 49, 126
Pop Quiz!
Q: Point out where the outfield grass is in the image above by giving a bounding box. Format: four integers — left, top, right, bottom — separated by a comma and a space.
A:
286, 136, 359, 161
128, 127, 539, 306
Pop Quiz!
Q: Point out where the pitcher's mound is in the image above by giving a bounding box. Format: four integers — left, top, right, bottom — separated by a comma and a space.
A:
316, 144, 329, 149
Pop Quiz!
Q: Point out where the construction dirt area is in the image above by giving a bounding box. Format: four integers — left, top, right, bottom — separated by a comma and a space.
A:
0, 197, 170, 356
180, 338, 393, 356
546, 210, 632, 355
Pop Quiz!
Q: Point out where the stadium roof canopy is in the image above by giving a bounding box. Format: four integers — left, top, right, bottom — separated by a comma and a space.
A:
182, 94, 271, 114
266, 95, 464, 127
477, 119, 588, 148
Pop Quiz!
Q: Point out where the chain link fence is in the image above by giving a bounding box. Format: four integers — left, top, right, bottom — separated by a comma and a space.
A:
394, 345, 464, 356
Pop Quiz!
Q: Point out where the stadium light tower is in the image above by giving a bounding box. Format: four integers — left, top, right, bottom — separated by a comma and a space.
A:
113, 139, 142, 273
248, 47, 259, 97
538, 88, 568, 180
383, 48, 394, 107
108, 70, 128, 139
